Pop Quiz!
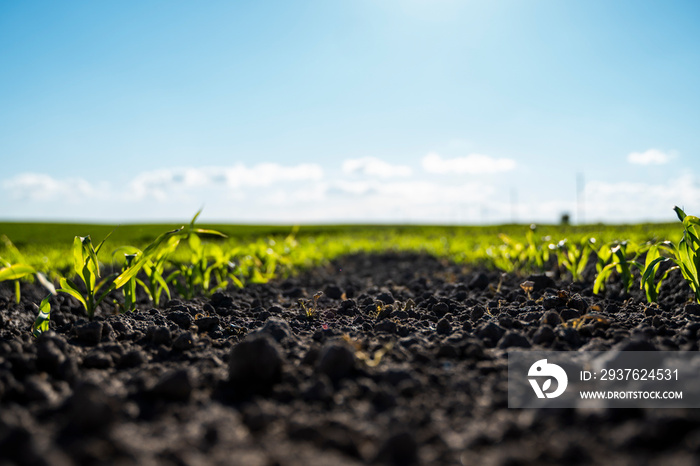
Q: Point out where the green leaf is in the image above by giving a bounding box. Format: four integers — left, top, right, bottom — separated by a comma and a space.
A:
58, 277, 88, 310
593, 263, 616, 295
229, 274, 244, 288
675, 206, 687, 222
94, 273, 118, 295
189, 209, 202, 229
113, 227, 185, 289
93, 228, 115, 255
31, 295, 52, 337
81, 236, 101, 279
678, 235, 699, 287
152, 272, 171, 303
193, 228, 227, 238
188, 233, 202, 253
641, 256, 668, 303
0, 263, 35, 281
112, 246, 142, 263
72, 236, 86, 280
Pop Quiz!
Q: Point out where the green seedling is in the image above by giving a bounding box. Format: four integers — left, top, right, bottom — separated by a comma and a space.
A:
593, 241, 642, 295
490, 226, 553, 275
113, 244, 172, 308
642, 206, 700, 303
524, 225, 551, 272
0, 261, 35, 304
116, 210, 225, 299
553, 237, 595, 282
58, 234, 118, 319
112, 252, 144, 313
31, 295, 52, 337
167, 228, 227, 299
0, 235, 37, 304
639, 241, 676, 303
224, 255, 246, 289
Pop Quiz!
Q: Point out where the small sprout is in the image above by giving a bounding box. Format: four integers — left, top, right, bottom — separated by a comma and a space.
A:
298, 298, 309, 317
355, 341, 394, 368
563, 314, 611, 330
493, 272, 507, 295
299, 291, 323, 319
520, 280, 535, 299
31, 295, 52, 337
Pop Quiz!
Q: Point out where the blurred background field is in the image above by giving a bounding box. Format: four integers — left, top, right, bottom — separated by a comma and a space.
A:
0, 220, 681, 276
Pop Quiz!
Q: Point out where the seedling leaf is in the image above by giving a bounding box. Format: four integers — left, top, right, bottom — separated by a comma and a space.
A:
58, 277, 88, 310
31, 295, 52, 337
0, 263, 35, 281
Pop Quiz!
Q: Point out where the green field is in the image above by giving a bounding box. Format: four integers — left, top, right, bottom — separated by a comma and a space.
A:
4, 214, 700, 332
0, 219, 682, 275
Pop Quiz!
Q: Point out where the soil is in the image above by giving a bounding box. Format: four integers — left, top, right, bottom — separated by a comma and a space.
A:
1, 251, 700, 466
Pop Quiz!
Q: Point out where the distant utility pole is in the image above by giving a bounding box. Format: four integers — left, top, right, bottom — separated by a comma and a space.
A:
576, 172, 585, 225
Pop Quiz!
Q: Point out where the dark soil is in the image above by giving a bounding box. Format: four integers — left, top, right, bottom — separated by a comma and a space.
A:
2, 251, 700, 465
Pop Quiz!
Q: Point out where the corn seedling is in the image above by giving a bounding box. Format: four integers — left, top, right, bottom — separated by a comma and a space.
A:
553, 237, 595, 282
31, 295, 52, 337
639, 241, 676, 303
58, 234, 118, 319
488, 226, 555, 275
168, 230, 227, 299
0, 260, 35, 304
0, 235, 37, 304
115, 210, 225, 298
593, 241, 642, 295
112, 252, 143, 313
524, 226, 552, 272
642, 206, 700, 303
114, 244, 173, 308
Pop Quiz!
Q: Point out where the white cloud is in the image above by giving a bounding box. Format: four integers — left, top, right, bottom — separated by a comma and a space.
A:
329, 179, 494, 205
422, 152, 516, 174
128, 163, 324, 200
2, 173, 96, 202
342, 157, 412, 178
5, 157, 695, 225
583, 174, 700, 222
627, 149, 672, 165
223, 163, 323, 188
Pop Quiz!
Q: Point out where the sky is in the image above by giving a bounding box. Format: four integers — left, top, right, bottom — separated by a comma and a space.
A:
1, 0, 699, 224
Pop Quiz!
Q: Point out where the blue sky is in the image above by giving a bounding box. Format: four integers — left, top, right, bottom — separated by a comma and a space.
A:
1, 0, 699, 224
